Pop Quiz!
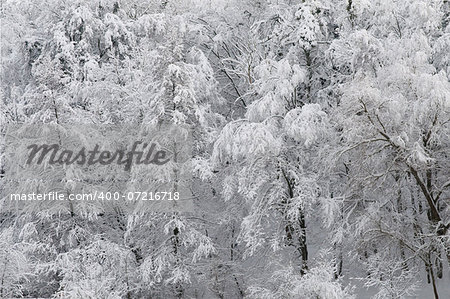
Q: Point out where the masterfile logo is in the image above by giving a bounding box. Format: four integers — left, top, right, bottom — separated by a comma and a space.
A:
4, 123, 191, 175
26, 141, 171, 171
2, 123, 194, 213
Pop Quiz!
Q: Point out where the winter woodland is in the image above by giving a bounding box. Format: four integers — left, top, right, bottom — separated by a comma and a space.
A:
1, 0, 450, 298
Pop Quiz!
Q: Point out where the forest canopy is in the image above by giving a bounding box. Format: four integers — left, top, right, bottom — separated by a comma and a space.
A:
1, 0, 449, 298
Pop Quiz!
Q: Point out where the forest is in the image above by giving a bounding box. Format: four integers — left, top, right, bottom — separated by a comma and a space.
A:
1, 0, 449, 298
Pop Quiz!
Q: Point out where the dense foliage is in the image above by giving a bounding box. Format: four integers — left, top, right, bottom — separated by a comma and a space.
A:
1, 0, 449, 298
